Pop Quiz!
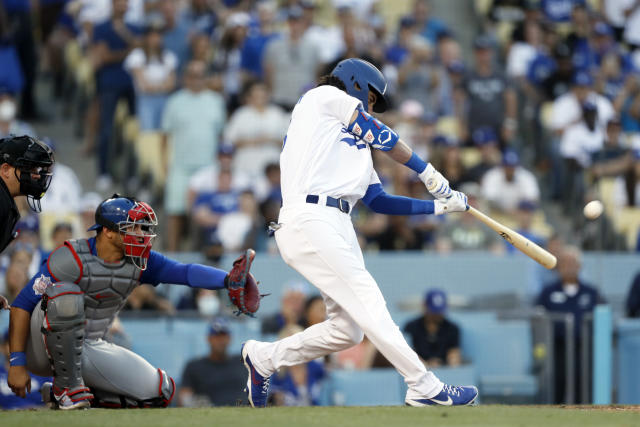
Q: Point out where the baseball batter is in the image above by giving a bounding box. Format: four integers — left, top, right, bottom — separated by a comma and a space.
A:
7, 194, 257, 409
242, 58, 477, 407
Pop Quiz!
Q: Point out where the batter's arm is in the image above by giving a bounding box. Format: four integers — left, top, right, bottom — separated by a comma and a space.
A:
8, 307, 33, 397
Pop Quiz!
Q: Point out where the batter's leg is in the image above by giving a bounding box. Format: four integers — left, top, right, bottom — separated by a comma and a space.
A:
81, 339, 175, 408
250, 216, 442, 400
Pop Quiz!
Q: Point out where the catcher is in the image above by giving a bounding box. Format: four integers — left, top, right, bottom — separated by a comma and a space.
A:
7, 194, 261, 409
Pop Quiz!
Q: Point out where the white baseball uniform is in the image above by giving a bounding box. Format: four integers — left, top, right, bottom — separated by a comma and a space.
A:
247, 85, 443, 400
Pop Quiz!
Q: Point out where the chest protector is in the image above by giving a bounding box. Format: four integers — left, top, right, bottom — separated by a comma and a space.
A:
47, 239, 142, 340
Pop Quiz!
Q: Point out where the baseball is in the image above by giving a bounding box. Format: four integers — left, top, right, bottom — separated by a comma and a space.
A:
583, 200, 604, 220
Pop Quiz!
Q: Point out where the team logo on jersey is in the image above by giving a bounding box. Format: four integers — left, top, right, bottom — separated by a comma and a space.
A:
33, 274, 53, 295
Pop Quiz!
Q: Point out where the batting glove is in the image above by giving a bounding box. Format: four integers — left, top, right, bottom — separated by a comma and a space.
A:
434, 191, 468, 215
419, 163, 452, 200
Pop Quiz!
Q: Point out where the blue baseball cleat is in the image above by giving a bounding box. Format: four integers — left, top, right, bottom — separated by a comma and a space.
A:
241, 340, 270, 408
405, 384, 478, 407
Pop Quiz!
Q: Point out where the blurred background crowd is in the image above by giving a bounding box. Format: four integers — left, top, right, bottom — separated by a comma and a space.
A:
1, 0, 640, 409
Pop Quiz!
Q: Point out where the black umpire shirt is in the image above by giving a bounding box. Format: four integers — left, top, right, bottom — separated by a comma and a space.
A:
0, 177, 19, 253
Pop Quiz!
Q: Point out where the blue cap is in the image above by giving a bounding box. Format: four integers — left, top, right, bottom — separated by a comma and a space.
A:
433, 134, 458, 147
218, 143, 235, 156
472, 126, 497, 146
447, 60, 465, 74
518, 200, 538, 211
582, 99, 597, 111
594, 21, 612, 37
208, 317, 230, 336
399, 16, 415, 28
425, 289, 447, 314
16, 215, 39, 233
473, 34, 494, 50
502, 149, 520, 166
573, 71, 593, 87
287, 5, 304, 20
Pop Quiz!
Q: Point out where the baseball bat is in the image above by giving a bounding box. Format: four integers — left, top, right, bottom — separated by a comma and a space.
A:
466, 206, 557, 269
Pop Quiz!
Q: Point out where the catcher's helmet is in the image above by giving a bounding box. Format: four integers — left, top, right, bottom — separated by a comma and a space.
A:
88, 194, 158, 270
0, 135, 54, 212
331, 58, 388, 113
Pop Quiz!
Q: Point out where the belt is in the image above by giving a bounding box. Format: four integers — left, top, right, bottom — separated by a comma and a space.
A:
305, 194, 350, 214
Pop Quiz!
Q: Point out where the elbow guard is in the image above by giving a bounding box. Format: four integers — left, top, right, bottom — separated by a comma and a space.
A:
347, 105, 399, 151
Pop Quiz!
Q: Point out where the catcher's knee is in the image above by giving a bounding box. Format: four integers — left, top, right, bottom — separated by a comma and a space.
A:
42, 282, 85, 331
91, 369, 175, 409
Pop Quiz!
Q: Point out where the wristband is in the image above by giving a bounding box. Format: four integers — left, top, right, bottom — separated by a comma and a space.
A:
9, 351, 26, 367
404, 152, 428, 174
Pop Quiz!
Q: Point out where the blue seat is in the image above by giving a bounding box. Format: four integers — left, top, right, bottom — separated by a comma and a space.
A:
325, 369, 404, 406
617, 319, 640, 404
459, 320, 537, 397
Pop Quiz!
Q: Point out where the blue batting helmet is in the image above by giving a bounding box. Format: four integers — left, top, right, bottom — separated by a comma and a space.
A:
331, 58, 388, 113
88, 194, 136, 231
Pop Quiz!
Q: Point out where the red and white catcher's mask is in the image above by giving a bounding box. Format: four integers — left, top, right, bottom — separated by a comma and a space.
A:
119, 201, 157, 270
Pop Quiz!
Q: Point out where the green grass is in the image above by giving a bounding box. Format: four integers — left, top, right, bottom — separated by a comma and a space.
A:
2, 406, 639, 427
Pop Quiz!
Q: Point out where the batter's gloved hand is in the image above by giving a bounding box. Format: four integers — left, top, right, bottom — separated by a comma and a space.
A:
225, 249, 267, 317
434, 191, 469, 215
419, 163, 452, 200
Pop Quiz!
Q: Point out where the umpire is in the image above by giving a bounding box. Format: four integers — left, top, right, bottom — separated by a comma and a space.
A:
0, 135, 53, 309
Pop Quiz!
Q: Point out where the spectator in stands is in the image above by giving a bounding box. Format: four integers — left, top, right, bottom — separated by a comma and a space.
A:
162, 60, 226, 252
626, 271, 640, 317
536, 245, 606, 404
463, 127, 502, 183
564, 3, 594, 72
184, 0, 217, 36
506, 20, 543, 82
213, 12, 250, 112
560, 100, 605, 214
123, 283, 175, 313
0, 88, 35, 138
263, 6, 321, 111
385, 16, 417, 67
549, 71, 614, 136
178, 318, 246, 407
590, 116, 632, 180
540, 0, 583, 25
216, 189, 261, 253
49, 222, 73, 250
270, 324, 325, 406
261, 281, 308, 335
124, 20, 178, 131
397, 36, 454, 116
613, 150, 640, 207
79, 192, 104, 238
481, 150, 540, 214
224, 80, 288, 180
301, 295, 326, 328
192, 169, 240, 259
505, 200, 546, 254
91, 0, 141, 191
39, 138, 83, 215
404, 289, 461, 368
410, 0, 448, 45
0, 329, 50, 409
4, 251, 30, 303
458, 35, 517, 147
436, 182, 504, 253
622, 0, 640, 48
1, 0, 38, 120
241, 0, 280, 81
430, 135, 466, 190
540, 42, 575, 101
618, 74, 640, 134
159, 0, 191, 68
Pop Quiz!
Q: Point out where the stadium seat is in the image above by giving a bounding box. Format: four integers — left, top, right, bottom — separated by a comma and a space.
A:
616, 319, 640, 404
325, 369, 405, 406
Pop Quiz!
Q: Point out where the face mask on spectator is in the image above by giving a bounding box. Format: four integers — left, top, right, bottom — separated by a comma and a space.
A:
197, 294, 220, 316
0, 99, 16, 122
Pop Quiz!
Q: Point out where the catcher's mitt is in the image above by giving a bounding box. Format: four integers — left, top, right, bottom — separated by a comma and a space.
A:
225, 249, 267, 316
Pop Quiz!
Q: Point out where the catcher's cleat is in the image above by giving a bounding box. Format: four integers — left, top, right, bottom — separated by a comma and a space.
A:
405, 384, 478, 407
241, 340, 270, 408
50, 384, 93, 410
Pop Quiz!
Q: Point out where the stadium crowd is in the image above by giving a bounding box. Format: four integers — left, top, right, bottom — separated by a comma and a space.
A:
2, 0, 640, 408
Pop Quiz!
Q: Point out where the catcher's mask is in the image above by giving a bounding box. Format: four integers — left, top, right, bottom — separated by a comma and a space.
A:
88, 194, 158, 270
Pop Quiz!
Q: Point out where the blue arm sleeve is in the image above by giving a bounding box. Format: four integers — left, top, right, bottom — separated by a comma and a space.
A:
362, 184, 434, 215
140, 251, 227, 290
12, 262, 51, 313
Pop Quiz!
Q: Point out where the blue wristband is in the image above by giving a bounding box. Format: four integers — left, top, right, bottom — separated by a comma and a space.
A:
404, 152, 428, 174
9, 351, 26, 367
